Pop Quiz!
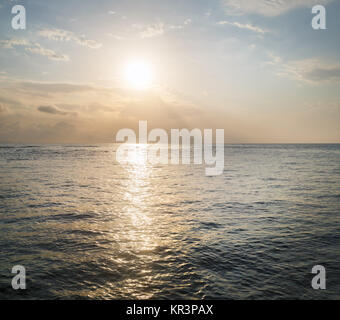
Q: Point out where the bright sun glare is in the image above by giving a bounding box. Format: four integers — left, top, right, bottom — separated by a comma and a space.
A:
124, 60, 153, 90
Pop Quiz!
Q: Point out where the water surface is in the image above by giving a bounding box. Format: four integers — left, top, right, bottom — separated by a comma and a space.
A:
0, 144, 339, 299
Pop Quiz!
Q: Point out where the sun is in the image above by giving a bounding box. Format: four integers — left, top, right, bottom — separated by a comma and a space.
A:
124, 60, 153, 90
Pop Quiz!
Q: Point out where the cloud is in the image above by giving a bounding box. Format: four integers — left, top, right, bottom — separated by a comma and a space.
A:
1, 78, 339, 143
0, 38, 69, 61
221, 0, 333, 16
38, 29, 102, 49
217, 21, 268, 34
0, 104, 8, 113
0, 96, 23, 110
169, 25, 183, 30
140, 23, 165, 38
15, 81, 93, 94
0, 71, 8, 80
266, 52, 283, 65
0, 78, 219, 143
130, 17, 197, 39
25, 43, 69, 61
37, 105, 76, 116
0, 39, 29, 48
267, 54, 340, 83
281, 59, 340, 83
135, 20, 193, 38
306, 67, 340, 81
107, 33, 124, 40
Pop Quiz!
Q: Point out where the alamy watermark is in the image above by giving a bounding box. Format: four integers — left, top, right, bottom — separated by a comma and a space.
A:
115, 121, 224, 176
9, 4, 327, 31
312, 5, 326, 30
9, 263, 327, 291
311, 265, 326, 290
11, 265, 26, 290
11, 5, 26, 30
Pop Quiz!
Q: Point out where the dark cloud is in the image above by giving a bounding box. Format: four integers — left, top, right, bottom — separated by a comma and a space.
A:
38, 105, 76, 116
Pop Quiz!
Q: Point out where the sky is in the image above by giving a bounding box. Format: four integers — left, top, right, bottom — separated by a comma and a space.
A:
0, 0, 340, 143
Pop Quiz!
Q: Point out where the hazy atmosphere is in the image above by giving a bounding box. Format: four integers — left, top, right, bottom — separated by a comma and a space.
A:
1, 0, 340, 143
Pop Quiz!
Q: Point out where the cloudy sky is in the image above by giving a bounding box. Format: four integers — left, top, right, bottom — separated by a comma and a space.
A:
0, 0, 340, 143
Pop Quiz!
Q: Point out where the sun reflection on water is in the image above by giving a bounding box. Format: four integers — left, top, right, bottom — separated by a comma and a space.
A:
117, 144, 161, 298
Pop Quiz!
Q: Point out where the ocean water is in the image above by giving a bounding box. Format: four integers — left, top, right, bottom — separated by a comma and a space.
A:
0, 144, 340, 300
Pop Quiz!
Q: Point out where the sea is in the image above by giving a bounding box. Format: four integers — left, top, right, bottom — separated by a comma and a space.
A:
0, 144, 340, 299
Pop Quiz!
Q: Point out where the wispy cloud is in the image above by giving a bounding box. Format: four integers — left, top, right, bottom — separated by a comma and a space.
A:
139, 23, 165, 38
0, 39, 69, 61
169, 18, 192, 30
267, 53, 340, 83
217, 21, 268, 34
0, 39, 29, 48
134, 20, 192, 38
107, 33, 124, 40
280, 59, 340, 83
26, 43, 69, 61
38, 29, 102, 49
169, 25, 183, 30
266, 52, 283, 65
222, 0, 333, 16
